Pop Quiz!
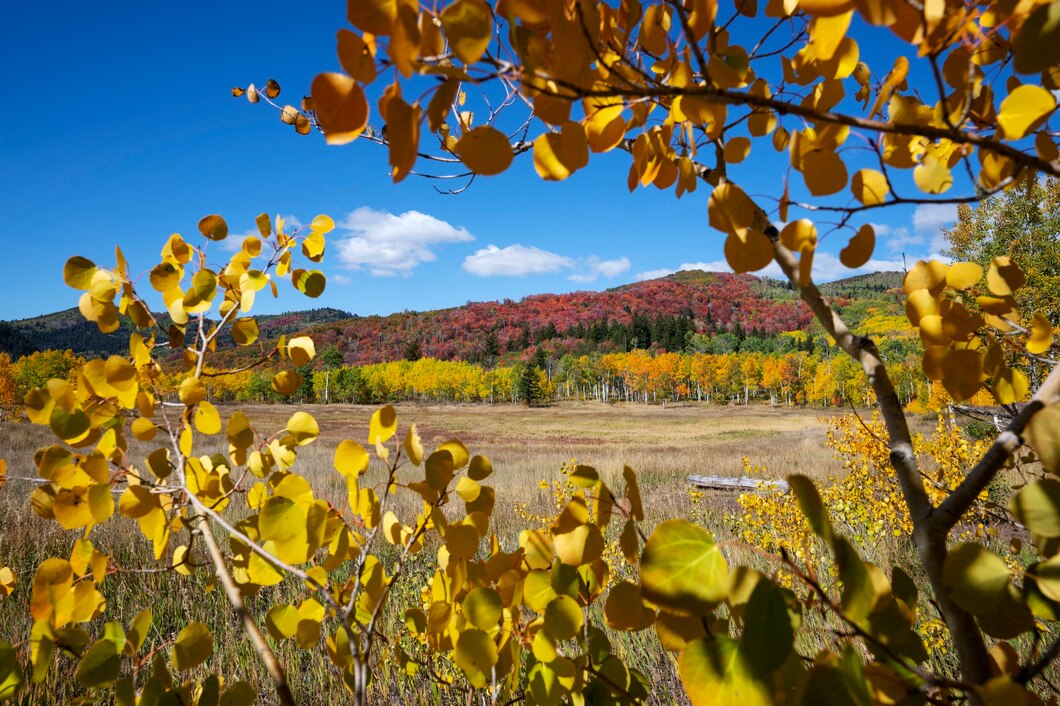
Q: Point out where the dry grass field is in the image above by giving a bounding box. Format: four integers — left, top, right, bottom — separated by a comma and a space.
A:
0, 402, 931, 704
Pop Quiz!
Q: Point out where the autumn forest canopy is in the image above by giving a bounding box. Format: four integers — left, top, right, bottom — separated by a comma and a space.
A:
1, 1, 1060, 706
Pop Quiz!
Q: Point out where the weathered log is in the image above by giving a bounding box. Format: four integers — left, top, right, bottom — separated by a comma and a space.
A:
687, 475, 790, 492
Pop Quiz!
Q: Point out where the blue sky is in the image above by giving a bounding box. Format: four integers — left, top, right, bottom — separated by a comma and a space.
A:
0, 2, 960, 321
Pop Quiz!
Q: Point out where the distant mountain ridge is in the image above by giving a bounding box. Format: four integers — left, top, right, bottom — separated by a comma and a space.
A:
0, 271, 904, 363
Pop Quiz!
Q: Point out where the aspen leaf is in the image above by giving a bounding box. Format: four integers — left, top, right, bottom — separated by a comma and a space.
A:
337, 29, 376, 83
904, 260, 949, 295
403, 424, 423, 466
723, 137, 751, 163
231, 318, 259, 346
369, 405, 398, 444
724, 229, 773, 274
379, 88, 420, 182
1028, 312, 1053, 354
286, 411, 319, 445
347, 0, 408, 36
445, 524, 479, 559
679, 636, 769, 706
455, 476, 481, 502
569, 465, 598, 488
441, 0, 492, 64
271, 370, 303, 396
708, 182, 756, 235
462, 587, 502, 630
171, 622, 213, 672
533, 123, 589, 181
554, 523, 603, 566
259, 497, 309, 564
1011, 479, 1060, 537
913, 156, 953, 194
454, 629, 497, 675
310, 73, 369, 145
76, 637, 121, 687
454, 126, 513, 175
802, 149, 848, 195
179, 378, 207, 406
0, 641, 24, 700
63, 257, 98, 290
946, 261, 983, 290
839, 224, 875, 268
0, 567, 14, 597
851, 169, 888, 206
779, 219, 817, 252
998, 84, 1056, 140
468, 454, 492, 480
198, 215, 228, 241
1026, 404, 1060, 474
987, 256, 1025, 296
604, 581, 649, 631
544, 595, 583, 640
943, 543, 1011, 615
288, 336, 316, 366
640, 520, 727, 614
1037, 131, 1060, 162
131, 417, 157, 442
194, 402, 221, 435
797, 0, 854, 16
335, 439, 369, 476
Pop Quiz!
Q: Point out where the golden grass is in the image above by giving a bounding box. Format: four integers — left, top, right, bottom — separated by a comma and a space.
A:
0, 401, 919, 704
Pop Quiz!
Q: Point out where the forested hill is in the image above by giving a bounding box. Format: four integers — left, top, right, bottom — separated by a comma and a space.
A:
0, 270, 904, 363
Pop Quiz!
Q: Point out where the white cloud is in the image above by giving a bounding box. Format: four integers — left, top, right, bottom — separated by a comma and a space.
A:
463, 244, 574, 277
335, 207, 474, 276
913, 203, 958, 233
331, 273, 352, 285
869, 222, 923, 253
568, 256, 631, 283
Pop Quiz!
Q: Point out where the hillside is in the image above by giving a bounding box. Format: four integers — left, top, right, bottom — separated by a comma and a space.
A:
0, 271, 905, 364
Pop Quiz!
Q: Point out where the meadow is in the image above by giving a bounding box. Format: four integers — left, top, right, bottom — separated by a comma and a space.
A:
0, 401, 940, 704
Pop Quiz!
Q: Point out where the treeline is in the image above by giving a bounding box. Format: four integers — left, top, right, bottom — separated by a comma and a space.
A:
181, 348, 935, 410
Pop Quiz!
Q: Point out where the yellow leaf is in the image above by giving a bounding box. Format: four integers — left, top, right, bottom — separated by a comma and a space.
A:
379, 85, 421, 182
335, 439, 369, 477
998, 84, 1057, 140
286, 411, 319, 446
468, 454, 492, 480
231, 318, 259, 346
987, 256, 1026, 296
337, 29, 376, 84
779, 219, 817, 252
454, 629, 497, 676
946, 261, 984, 290
455, 126, 513, 175
259, 496, 310, 564
179, 378, 207, 406
641, 519, 728, 614
913, 156, 953, 194
440, 0, 492, 64
801, 149, 848, 195
403, 424, 423, 466
63, 257, 99, 291
543, 595, 583, 640
797, 0, 855, 16
723, 137, 751, 163
171, 622, 213, 672
194, 402, 221, 435
850, 169, 889, 206
904, 260, 949, 295
310, 73, 369, 145
839, 225, 875, 269
708, 182, 758, 235
369, 405, 398, 444
680, 637, 769, 706
1027, 404, 1060, 474
130, 417, 157, 442
288, 336, 316, 366
1028, 313, 1054, 354
198, 215, 228, 241
553, 523, 604, 566
533, 123, 589, 181
271, 370, 303, 396
724, 229, 774, 274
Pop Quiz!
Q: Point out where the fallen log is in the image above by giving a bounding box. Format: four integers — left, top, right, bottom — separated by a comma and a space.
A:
687, 475, 790, 492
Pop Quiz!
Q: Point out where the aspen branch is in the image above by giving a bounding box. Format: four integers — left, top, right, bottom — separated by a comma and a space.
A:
932, 362, 1060, 533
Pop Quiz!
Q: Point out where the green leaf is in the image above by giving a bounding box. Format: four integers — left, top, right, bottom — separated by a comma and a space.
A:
171, 622, 213, 672
462, 587, 502, 631
741, 581, 793, 676
454, 629, 497, 676
0, 641, 24, 701
640, 519, 728, 615
679, 636, 769, 706
788, 475, 833, 543
76, 639, 121, 687
942, 543, 1011, 615
1011, 478, 1060, 537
